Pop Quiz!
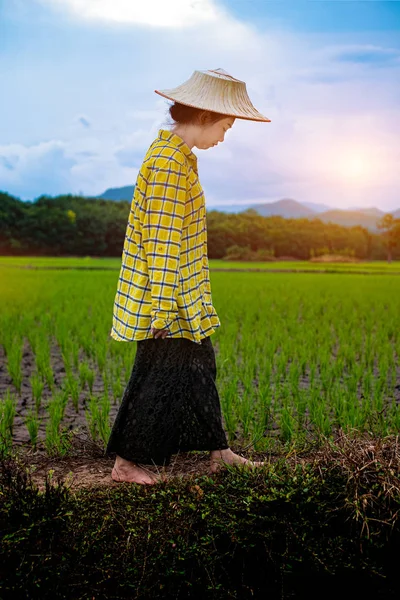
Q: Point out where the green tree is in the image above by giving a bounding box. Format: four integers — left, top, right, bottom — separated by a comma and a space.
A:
377, 214, 400, 263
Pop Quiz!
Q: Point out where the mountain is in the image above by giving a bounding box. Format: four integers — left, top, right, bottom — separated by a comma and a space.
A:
215, 200, 339, 217
249, 198, 315, 219
315, 209, 382, 231
96, 185, 398, 231
99, 186, 134, 201
347, 206, 386, 218
211, 198, 315, 218
301, 201, 333, 213
209, 204, 252, 213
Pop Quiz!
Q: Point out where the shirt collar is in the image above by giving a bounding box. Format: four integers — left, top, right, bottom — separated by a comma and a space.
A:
158, 129, 198, 171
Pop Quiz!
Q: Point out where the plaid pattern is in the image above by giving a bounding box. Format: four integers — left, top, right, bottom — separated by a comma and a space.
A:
111, 129, 220, 345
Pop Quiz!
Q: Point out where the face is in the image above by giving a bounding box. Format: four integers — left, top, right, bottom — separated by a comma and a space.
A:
195, 116, 235, 150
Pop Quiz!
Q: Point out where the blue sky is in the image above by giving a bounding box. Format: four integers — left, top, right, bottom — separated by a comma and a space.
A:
1, 0, 399, 211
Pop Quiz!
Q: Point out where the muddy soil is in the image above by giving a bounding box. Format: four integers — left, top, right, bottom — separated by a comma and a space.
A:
12, 433, 273, 493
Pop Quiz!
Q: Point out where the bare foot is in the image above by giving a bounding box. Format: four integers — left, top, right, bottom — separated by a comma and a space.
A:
111, 456, 163, 485
209, 448, 265, 474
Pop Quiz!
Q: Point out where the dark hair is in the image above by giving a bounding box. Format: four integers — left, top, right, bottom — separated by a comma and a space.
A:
167, 102, 227, 126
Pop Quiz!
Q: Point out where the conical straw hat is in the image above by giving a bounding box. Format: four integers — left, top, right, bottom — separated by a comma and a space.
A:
155, 68, 271, 123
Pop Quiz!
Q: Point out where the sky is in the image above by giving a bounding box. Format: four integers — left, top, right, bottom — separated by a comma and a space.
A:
0, 0, 400, 211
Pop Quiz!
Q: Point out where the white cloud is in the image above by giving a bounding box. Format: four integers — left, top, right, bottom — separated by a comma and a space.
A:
38, 0, 222, 28
0, 140, 76, 199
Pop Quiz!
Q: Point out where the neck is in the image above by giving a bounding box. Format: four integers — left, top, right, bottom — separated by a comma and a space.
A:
171, 125, 196, 149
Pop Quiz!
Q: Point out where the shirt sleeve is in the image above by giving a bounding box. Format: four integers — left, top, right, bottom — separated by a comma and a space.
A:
142, 159, 187, 330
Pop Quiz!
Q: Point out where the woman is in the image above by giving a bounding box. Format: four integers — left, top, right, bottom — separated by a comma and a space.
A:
106, 68, 271, 485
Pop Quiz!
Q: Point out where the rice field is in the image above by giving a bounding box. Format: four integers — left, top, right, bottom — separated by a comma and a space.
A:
0, 259, 399, 458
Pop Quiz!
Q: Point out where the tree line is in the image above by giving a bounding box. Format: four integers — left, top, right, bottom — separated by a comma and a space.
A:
1, 192, 399, 261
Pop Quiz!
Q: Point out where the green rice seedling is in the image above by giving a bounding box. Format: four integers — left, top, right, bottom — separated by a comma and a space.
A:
96, 342, 107, 372
76, 318, 96, 359
0, 390, 17, 455
39, 312, 53, 336
86, 365, 95, 394
61, 349, 72, 374
101, 368, 110, 398
45, 396, 63, 454
314, 405, 332, 438
30, 371, 44, 412
1, 317, 19, 356
54, 318, 69, 351
45, 393, 71, 456
26, 328, 38, 355
65, 369, 80, 412
362, 369, 373, 401
55, 318, 77, 365
295, 388, 308, 429
238, 388, 253, 441
109, 339, 126, 358
111, 373, 123, 405
220, 376, 239, 441
97, 392, 111, 445
250, 386, 272, 451
79, 333, 95, 360
57, 387, 69, 420
85, 395, 100, 442
79, 360, 91, 390
67, 339, 80, 370
6, 338, 23, 392
280, 403, 295, 443
24, 407, 40, 449
55, 319, 74, 371
35, 337, 54, 389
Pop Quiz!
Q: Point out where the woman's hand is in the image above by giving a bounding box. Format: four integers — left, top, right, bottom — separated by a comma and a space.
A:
151, 327, 169, 339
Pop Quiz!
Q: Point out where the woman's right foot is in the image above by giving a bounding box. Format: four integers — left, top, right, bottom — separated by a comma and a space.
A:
111, 457, 162, 485
209, 448, 266, 474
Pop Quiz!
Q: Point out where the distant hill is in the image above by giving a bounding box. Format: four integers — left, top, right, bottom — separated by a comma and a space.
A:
315, 210, 383, 231
96, 185, 398, 231
210, 204, 252, 213
347, 206, 386, 218
298, 201, 333, 213
208, 200, 334, 215
249, 198, 315, 219
99, 186, 134, 201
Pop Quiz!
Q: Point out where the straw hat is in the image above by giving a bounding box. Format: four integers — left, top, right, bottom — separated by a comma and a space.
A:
154, 68, 271, 123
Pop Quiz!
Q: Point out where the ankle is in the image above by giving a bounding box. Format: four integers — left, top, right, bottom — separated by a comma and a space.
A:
115, 455, 137, 468
210, 448, 230, 459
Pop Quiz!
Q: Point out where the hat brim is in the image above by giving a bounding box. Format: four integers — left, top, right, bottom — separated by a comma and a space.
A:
154, 90, 271, 123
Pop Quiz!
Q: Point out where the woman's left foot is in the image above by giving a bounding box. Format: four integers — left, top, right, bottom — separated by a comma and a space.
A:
209, 448, 265, 474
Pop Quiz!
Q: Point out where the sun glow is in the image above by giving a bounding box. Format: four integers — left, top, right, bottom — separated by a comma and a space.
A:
335, 151, 374, 184
345, 156, 367, 178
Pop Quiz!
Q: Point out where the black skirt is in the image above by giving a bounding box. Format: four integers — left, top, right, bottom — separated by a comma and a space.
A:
106, 335, 229, 466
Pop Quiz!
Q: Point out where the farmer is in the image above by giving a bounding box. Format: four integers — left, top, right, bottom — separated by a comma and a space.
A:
106, 68, 271, 485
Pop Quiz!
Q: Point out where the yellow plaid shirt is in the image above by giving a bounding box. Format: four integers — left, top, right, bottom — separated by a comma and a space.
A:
111, 129, 220, 345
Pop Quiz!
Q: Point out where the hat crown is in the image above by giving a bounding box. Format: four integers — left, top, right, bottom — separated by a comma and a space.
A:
199, 68, 244, 84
